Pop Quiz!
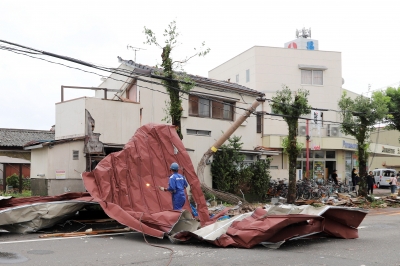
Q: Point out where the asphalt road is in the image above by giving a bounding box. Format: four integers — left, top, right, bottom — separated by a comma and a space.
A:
0, 207, 399, 266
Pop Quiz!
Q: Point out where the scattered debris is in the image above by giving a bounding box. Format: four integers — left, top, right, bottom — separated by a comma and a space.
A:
39, 227, 131, 238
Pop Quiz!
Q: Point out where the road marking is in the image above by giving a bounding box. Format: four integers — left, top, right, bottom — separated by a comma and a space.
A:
0, 231, 138, 245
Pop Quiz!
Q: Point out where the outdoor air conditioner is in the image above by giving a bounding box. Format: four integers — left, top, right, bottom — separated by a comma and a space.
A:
327, 125, 340, 137
298, 125, 307, 136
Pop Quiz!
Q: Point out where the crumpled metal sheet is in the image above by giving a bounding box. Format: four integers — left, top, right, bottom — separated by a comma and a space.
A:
0, 193, 97, 233
81, 124, 209, 238
172, 206, 368, 248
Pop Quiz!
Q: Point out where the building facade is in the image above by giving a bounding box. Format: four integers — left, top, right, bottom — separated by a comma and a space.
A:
27, 59, 268, 195
208, 36, 400, 183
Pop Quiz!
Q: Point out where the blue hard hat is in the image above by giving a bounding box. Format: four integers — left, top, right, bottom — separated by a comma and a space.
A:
170, 162, 179, 171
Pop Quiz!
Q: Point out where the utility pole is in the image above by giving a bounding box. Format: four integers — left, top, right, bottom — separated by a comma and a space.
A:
127, 45, 146, 62
306, 119, 310, 179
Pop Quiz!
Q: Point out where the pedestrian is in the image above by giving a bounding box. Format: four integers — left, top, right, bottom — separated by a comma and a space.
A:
366, 171, 375, 195
351, 168, 357, 192
331, 169, 338, 185
389, 173, 398, 196
354, 172, 360, 195
159, 162, 188, 210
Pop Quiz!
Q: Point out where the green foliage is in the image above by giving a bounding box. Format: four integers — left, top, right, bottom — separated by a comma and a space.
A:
282, 136, 303, 155
247, 159, 271, 199
143, 21, 210, 139
270, 85, 311, 203
211, 136, 248, 193
383, 86, 400, 133
6, 173, 19, 188
338, 91, 389, 196
211, 135, 271, 200
6, 174, 31, 190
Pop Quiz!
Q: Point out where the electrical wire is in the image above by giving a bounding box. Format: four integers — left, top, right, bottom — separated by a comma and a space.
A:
139, 212, 173, 266
0, 40, 368, 114
2, 40, 399, 124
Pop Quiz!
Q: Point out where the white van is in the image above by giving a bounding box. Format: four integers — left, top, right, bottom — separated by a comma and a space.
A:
373, 168, 396, 187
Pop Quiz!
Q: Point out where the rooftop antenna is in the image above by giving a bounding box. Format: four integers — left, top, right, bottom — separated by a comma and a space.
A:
127, 45, 146, 62
296, 27, 311, 38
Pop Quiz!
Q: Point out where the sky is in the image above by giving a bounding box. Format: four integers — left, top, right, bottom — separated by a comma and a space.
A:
1, 0, 400, 130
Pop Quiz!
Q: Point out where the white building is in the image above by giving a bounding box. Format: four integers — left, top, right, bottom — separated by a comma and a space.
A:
26, 58, 269, 196
209, 35, 400, 183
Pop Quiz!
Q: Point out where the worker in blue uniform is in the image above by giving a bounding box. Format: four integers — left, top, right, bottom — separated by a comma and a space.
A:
159, 162, 188, 210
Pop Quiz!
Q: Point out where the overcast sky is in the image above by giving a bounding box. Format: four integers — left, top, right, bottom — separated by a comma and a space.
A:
1, 0, 400, 130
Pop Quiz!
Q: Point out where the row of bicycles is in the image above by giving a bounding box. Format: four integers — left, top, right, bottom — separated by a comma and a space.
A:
266, 178, 351, 200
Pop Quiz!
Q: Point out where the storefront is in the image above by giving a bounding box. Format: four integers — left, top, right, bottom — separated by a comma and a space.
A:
296, 150, 337, 181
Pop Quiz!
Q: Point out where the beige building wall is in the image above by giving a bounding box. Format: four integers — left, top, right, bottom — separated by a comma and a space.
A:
34, 64, 262, 191
209, 46, 343, 137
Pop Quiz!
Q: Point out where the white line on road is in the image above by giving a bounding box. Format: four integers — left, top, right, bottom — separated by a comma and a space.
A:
0, 231, 138, 245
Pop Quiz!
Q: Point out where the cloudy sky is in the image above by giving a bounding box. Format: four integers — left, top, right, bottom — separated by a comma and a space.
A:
1, 0, 400, 130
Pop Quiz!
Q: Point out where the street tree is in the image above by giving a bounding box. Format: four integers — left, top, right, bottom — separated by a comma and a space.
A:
270, 86, 311, 203
144, 21, 210, 139
382, 86, 400, 133
338, 91, 389, 196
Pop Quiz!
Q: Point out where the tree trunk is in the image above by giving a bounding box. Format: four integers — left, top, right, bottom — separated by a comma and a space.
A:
357, 125, 368, 197
287, 121, 298, 203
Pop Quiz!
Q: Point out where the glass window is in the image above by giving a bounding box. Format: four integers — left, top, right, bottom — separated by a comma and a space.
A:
256, 113, 262, 133
313, 70, 323, 85
223, 103, 233, 120
189, 95, 234, 121
199, 98, 210, 117
301, 69, 323, 85
301, 70, 312, 84
314, 150, 324, 158
246, 69, 250, 82
326, 151, 336, 159
302, 150, 313, 158
186, 129, 211, 136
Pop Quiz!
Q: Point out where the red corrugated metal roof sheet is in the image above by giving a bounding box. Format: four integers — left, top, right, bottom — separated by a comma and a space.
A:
82, 124, 210, 238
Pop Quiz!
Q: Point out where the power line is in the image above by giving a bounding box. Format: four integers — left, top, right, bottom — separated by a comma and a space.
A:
0, 44, 251, 118
2, 39, 398, 122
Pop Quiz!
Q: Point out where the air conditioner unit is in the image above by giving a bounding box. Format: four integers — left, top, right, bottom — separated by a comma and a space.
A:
298, 125, 307, 136
327, 125, 340, 137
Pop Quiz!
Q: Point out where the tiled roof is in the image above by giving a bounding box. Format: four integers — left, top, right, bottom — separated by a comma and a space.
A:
0, 128, 55, 147
117, 57, 264, 97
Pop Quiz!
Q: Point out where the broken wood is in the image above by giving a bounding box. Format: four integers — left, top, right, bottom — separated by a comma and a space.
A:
39, 227, 131, 238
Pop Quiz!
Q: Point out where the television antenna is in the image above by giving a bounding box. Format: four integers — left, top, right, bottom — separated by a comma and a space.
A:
127, 45, 146, 62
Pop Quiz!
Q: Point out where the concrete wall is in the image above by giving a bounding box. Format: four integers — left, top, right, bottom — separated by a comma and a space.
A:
56, 97, 141, 144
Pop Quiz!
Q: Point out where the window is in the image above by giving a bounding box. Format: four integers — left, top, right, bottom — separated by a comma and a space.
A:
246, 69, 250, 82
73, 150, 79, 160
236, 74, 239, 83
187, 129, 211, 136
189, 95, 234, 121
326, 151, 336, 159
301, 70, 323, 85
256, 113, 262, 133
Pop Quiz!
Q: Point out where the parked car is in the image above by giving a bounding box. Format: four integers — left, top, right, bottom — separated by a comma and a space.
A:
373, 168, 397, 188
